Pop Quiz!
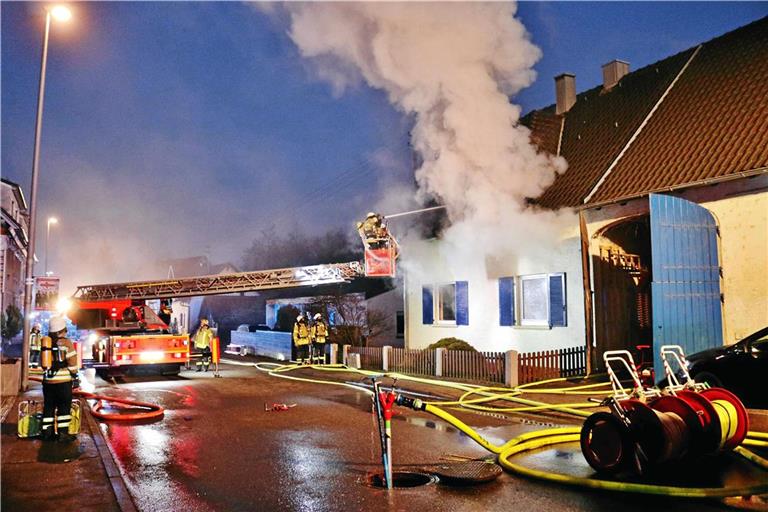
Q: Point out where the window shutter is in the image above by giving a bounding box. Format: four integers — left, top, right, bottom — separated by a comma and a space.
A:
499, 277, 515, 326
422, 286, 433, 325
456, 281, 469, 326
549, 273, 567, 327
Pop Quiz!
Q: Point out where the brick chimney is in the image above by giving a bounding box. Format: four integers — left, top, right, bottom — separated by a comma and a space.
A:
602, 60, 630, 90
554, 73, 576, 115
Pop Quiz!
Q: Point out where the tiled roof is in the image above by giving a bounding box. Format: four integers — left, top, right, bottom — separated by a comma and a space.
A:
589, 17, 768, 204
524, 16, 768, 208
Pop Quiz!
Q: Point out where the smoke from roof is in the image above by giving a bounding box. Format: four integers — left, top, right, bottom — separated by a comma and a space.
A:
282, 2, 573, 284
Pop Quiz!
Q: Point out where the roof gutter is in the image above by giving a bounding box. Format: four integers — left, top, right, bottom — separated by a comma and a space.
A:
577, 167, 768, 211
582, 45, 703, 204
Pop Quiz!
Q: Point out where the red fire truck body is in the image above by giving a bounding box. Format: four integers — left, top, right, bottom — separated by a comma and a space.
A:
72, 299, 189, 376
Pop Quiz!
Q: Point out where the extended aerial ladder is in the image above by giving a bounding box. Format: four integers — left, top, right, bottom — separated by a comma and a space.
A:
72, 261, 365, 301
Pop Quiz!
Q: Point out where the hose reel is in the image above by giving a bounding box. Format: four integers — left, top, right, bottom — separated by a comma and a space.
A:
581, 346, 748, 475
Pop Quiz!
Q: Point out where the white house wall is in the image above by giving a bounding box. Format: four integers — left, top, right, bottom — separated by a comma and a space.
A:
404, 233, 586, 353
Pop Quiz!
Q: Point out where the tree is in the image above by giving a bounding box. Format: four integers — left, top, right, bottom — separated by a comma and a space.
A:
1, 304, 23, 341
310, 291, 388, 347
242, 225, 362, 271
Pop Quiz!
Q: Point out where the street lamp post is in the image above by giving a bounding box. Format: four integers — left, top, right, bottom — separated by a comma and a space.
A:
21, 5, 72, 391
46, 216, 58, 275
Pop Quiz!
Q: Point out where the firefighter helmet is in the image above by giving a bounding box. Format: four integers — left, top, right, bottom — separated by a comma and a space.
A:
313, 313, 322, 320
200, 318, 209, 326
297, 314, 305, 322
49, 316, 67, 334
366, 212, 377, 218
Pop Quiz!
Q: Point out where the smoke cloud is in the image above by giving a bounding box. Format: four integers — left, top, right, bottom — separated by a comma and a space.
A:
282, 2, 573, 286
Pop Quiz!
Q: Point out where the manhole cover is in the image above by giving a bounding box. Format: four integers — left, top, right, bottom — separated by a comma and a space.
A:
364, 471, 437, 489
432, 461, 502, 485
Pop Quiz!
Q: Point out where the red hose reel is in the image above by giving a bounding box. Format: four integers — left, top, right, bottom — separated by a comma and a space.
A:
581, 347, 748, 475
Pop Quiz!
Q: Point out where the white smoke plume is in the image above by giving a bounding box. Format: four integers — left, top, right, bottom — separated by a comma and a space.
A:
282, 2, 573, 284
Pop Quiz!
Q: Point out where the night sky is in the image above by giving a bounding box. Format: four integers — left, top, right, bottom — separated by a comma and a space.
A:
2, 1, 766, 293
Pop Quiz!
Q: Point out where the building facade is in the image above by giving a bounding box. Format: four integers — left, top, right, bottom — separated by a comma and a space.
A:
403, 18, 768, 375
1, 178, 29, 313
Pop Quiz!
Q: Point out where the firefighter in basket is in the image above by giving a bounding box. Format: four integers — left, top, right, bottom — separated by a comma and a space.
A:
192, 318, 213, 372
293, 315, 311, 364
357, 212, 389, 250
40, 316, 80, 442
310, 313, 329, 364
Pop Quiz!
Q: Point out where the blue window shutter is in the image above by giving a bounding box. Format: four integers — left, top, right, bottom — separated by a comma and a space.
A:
499, 278, 515, 326
456, 281, 469, 326
422, 286, 433, 325
549, 273, 567, 327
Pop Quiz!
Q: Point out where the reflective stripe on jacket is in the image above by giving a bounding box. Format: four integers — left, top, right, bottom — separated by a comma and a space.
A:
293, 323, 310, 346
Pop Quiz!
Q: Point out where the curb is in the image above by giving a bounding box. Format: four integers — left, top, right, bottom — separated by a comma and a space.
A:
83, 399, 138, 512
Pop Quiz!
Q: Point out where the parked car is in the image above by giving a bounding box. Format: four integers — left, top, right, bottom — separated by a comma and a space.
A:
684, 326, 768, 408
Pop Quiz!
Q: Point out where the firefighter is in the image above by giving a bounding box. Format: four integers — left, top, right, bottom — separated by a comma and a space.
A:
158, 300, 173, 328
310, 313, 329, 364
359, 212, 388, 249
192, 318, 213, 372
29, 323, 42, 368
41, 316, 79, 442
292, 315, 310, 364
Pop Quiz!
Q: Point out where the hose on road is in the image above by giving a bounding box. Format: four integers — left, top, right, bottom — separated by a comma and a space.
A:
252, 361, 768, 498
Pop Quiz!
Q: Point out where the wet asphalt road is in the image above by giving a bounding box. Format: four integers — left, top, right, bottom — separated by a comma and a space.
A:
85, 360, 766, 512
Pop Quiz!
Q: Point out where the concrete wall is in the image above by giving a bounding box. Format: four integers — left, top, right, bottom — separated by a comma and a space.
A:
230, 330, 292, 361
404, 234, 586, 353
584, 176, 767, 346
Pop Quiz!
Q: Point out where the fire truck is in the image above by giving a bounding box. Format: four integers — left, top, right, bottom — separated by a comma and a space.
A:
70, 299, 190, 377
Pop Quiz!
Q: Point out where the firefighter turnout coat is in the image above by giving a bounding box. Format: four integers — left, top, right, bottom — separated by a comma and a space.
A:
193, 327, 213, 350
311, 321, 328, 344
41, 336, 78, 383
293, 321, 310, 347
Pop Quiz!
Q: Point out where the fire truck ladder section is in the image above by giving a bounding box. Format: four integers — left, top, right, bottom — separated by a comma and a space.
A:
72, 262, 365, 301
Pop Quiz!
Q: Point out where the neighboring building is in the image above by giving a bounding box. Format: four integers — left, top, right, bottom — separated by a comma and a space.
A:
1, 178, 29, 313
405, 17, 768, 377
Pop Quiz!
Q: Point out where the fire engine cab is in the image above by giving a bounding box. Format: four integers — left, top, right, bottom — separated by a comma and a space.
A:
71, 299, 190, 377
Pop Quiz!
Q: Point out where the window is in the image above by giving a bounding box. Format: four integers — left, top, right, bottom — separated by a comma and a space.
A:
422, 281, 469, 325
520, 275, 549, 326
396, 311, 404, 338
437, 283, 456, 322
517, 273, 567, 327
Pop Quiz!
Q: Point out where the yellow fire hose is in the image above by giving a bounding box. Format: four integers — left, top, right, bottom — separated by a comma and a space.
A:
253, 362, 768, 498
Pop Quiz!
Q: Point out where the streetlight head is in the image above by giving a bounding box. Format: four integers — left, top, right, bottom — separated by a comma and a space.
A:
48, 217, 58, 224
50, 5, 72, 22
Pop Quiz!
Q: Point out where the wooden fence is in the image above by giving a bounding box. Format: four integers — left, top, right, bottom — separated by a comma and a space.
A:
389, 348, 436, 376
349, 346, 382, 370
442, 350, 506, 384
518, 345, 586, 384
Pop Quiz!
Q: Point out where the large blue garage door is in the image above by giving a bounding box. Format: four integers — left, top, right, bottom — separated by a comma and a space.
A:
650, 193, 723, 382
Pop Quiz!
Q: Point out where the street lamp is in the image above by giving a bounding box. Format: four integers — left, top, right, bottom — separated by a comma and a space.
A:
46, 216, 58, 275
21, 4, 72, 391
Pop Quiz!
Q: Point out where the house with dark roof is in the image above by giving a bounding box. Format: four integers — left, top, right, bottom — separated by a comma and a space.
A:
404, 17, 767, 376
1, 178, 29, 315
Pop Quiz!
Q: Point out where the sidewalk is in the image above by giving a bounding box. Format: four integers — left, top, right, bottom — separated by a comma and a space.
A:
1, 386, 134, 512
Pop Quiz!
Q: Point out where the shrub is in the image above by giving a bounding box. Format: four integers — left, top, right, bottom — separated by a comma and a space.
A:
427, 337, 476, 352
